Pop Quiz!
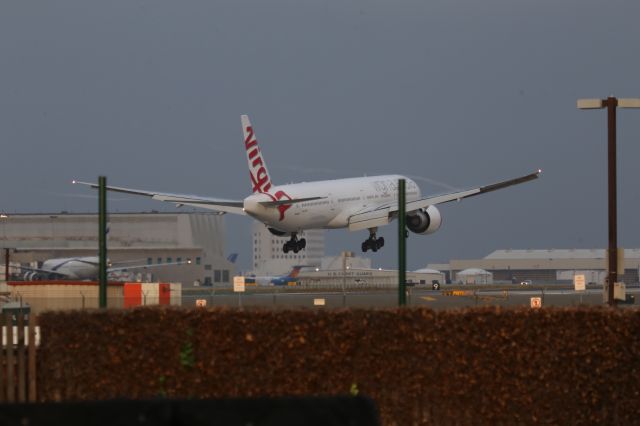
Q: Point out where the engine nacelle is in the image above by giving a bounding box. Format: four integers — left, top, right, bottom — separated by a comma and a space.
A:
267, 227, 290, 237
23, 271, 40, 281
406, 206, 442, 235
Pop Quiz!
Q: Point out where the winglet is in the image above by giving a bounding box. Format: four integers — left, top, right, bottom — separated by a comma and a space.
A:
477, 169, 541, 195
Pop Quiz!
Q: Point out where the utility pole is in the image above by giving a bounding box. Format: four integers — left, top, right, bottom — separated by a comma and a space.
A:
1, 213, 9, 283
606, 97, 618, 307
577, 97, 640, 306
398, 179, 407, 306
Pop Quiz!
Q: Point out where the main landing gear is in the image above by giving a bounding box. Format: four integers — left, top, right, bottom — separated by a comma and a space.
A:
283, 233, 306, 254
362, 228, 384, 253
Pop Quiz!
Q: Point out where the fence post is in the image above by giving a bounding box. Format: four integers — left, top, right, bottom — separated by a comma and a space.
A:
28, 315, 37, 402
0, 314, 4, 402
17, 311, 26, 402
5, 313, 14, 402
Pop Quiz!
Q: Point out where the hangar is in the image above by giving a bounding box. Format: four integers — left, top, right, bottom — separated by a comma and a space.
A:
455, 268, 493, 284
0, 212, 235, 287
428, 249, 640, 285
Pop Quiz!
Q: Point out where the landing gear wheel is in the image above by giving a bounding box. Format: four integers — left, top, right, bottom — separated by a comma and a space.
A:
362, 231, 385, 253
282, 233, 307, 253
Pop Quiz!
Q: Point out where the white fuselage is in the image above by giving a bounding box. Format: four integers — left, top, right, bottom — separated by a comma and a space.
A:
41, 256, 100, 280
243, 175, 421, 232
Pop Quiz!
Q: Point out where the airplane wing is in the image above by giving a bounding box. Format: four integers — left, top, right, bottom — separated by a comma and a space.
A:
107, 260, 192, 273
402, 169, 541, 212
72, 181, 245, 215
348, 170, 540, 231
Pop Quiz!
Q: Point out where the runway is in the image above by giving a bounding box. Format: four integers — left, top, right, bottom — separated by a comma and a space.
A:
181, 286, 640, 310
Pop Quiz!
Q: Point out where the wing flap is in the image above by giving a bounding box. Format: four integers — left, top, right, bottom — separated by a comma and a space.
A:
404, 189, 480, 212
348, 207, 391, 231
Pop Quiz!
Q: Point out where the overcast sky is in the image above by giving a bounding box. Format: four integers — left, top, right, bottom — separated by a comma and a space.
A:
1, 0, 639, 271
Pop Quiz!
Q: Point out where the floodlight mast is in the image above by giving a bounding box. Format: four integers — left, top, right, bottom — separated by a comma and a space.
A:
577, 97, 640, 307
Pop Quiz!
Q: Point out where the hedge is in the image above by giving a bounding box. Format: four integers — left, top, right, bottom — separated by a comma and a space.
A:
37, 307, 640, 425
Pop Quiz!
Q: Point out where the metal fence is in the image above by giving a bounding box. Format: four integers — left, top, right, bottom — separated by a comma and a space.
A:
3, 280, 638, 316
1, 311, 37, 402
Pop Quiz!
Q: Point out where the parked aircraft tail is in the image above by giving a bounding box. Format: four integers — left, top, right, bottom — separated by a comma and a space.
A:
271, 265, 305, 286
287, 265, 303, 279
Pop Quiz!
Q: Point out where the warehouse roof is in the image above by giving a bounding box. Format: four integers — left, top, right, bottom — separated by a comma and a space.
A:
484, 249, 640, 260
414, 268, 442, 274
458, 268, 491, 275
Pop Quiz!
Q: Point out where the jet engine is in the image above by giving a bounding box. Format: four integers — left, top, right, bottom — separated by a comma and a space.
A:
267, 227, 290, 237
23, 271, 41, 281
406, 206, 442, 235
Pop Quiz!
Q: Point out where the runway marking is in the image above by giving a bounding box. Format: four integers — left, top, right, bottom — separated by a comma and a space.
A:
442, 290, 472, 296
421, 296, 436, 301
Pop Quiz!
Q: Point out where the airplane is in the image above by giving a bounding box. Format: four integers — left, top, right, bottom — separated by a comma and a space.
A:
246, 265, 304, 286
74, 115, 541, 254
16, 256, 190, 281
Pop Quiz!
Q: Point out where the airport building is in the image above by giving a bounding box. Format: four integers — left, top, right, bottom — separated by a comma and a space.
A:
320, 252, 372, 270
0, 212, 235, 286
428, 249, 640, 284
293, 251, 444, 287
297, 268, 444, 287
251, 221, 325, 276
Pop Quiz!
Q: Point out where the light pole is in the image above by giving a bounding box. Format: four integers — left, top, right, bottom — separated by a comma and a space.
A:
1, 214, 8, 282
398, 179, 407, 306
577, 97, 640, 307
98, 176, 107, 308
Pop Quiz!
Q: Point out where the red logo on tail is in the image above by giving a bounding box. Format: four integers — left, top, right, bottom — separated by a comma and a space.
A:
265, 190, 293, 221
245, 126, 272, 193
245, 126, 291, 221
